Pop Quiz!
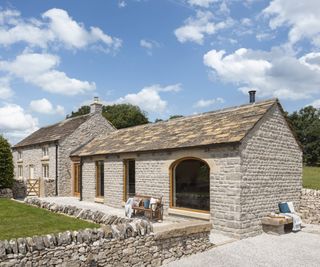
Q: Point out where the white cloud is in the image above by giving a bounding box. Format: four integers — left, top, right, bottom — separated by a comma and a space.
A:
0, 8, 121, 51
0, 52, 95, 95
194, 97, 224, 108
204, 47, 320, 100
0, 103, 39, 143
309, 99, 320, 108
29, 98, 65, 115
187, 0, 216, 8
112, 84, 182, 113
174, 10, 233, 44
0, 77, 13, 99
140, 39, 159, 55
263, 0, 320, 47
118, 1, 127, 8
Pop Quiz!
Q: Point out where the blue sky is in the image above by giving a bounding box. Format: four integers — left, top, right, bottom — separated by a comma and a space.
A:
1, 0, 320, 144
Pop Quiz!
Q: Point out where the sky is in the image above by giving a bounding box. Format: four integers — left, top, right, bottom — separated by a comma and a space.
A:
0, 0, 320, 144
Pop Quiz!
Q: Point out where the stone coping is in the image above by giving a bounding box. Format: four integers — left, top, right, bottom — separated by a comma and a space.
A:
153, 221, 212, 240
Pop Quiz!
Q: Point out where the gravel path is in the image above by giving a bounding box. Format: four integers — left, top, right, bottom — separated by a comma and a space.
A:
166, 231, 320, 267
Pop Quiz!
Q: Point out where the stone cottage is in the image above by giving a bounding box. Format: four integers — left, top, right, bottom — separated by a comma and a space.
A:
71, 98, 302, 238
12, 98, 115, 197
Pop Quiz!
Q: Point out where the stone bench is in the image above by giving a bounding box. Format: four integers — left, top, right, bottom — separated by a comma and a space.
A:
261, 216, 293, 235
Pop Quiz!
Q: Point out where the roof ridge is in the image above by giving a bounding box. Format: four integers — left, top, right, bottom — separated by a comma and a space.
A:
40, 114, 91, 130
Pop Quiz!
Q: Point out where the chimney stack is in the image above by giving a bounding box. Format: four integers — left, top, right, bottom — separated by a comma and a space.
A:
90, 97, 103, 114
249, 90, 256, 104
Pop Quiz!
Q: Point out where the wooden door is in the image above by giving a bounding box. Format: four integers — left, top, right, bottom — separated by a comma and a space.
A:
73, 163, 80, 197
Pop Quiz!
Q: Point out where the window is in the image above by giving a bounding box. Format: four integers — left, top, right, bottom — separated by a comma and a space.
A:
18, 165, 23, 178
95, 161, 104, 198
42, 164, 49, 179
171, 158, 210, 211
29, 165, 35, 180
18, 151, 22, 160
124, 159, 135, 200
42, 146, 49, 157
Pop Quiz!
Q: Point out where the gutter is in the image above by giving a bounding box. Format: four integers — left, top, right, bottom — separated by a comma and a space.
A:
55, 142, 58, 196
79, 157, 83, 201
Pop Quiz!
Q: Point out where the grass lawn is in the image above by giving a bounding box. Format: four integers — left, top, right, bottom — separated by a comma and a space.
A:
0, 199, 99, 240
303, 166, 320, 190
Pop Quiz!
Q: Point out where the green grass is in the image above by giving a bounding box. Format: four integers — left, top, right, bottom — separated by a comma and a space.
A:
0, 199, 98, 240
303, 166, 320, 190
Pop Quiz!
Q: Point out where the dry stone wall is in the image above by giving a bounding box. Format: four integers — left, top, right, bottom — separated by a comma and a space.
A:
1, 199, 212, 267
0, 188, 12, 198
300, 188, 320, 224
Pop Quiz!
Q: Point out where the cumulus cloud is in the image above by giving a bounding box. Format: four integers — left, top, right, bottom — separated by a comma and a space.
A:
203, 48, 320, 100
113, 84, 182, 113
263, 0, 320, 47
309, 99, 320, 108
0, 77, 13, 99
187, 0, 216, 8
29, 98, 65, 115
174, 10, 233, 44
0, 52, 95, 95
140, 39, 160, 55
0, 8, 121, 51
194, 97, 224, 108
0, 103, 39, 143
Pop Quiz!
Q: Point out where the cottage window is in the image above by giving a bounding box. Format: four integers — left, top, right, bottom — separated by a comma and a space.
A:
42, 146, 49, 157
171, 158, 210, 212
124, 159, 135, 201
42, 164, 49, 179
18, 165, 23, 178
95, 161, 104, 198
18, 151, 22, 160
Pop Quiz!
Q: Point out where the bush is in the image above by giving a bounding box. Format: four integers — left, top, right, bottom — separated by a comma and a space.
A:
0, 135, 14, 189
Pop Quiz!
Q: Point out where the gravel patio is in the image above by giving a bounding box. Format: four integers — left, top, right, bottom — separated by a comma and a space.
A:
167, 225, 320, 267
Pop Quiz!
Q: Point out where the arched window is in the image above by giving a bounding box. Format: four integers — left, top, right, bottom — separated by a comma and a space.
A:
171, 158, 210, 211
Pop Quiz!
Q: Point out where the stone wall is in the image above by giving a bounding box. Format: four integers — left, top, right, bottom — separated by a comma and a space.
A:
0, 188, 13, 198
239, 104, 302, 238
300, 188, 320, 224
0, 201, 212, 267
58, 113, 115, 197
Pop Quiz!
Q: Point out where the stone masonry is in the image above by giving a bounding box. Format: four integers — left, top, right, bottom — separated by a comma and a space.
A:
80, 103, 302, 239
58, 113, 115, 196
239, 104, 302, 238
300, 188, 320, 224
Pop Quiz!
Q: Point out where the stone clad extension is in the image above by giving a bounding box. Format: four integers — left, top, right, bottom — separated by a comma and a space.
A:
12, 97, 302, 238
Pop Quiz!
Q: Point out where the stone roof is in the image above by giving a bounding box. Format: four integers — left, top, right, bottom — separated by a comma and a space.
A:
13, 115, 91, 148
73, 99, 278, 156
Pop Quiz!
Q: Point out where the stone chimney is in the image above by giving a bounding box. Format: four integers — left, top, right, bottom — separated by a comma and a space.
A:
249, 90, 256, 104
90, 97, 103, 114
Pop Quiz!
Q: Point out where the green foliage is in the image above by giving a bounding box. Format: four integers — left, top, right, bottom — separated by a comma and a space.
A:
67, 103, 149, 129
102, 104, 149, 129
303, 166, 320, 190
0, 135, 14, 189
169, 115, 184, 120
287, 106, 320, 166
0, 199, 98, 240
154, 118, 163, 123
66, 105, 90, 118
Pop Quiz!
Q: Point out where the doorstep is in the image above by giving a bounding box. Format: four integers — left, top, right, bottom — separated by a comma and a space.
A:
168, 208, 210, 220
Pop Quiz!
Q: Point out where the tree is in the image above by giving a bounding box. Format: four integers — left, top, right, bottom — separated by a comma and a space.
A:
287, 106, 320, 166
102, 104, 149, 129
67, 103, 149, 129
66, 106, 90, 118
0, 135, 14, 189
169, 115, 183, 120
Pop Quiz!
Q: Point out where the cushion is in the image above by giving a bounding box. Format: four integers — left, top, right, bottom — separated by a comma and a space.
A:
144, 199, 150, 209
278, 202, 291, 213
133, 197, 141, 207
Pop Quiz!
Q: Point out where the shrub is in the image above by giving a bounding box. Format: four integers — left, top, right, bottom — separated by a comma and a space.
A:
0, 135, 14, 189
